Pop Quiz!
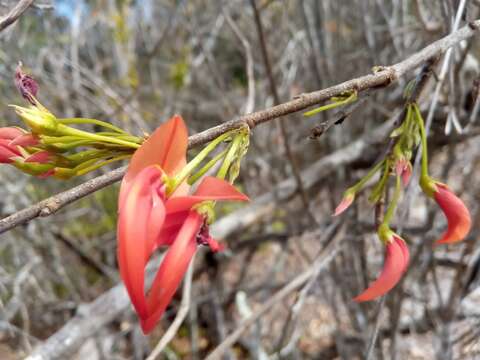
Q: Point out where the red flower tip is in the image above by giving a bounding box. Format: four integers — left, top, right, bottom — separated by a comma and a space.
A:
120, 115, 188, 209
0, 127, 24, 140
334, 192, 354, 216
0, 139, 20, 163
9, 133, 39, 147
25, 151, 51, 164
354, 235, 409, 302
433, 183, 471, 245
395, 159, 412, 186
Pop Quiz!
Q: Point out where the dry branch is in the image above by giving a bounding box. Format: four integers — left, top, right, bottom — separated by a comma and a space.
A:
0, 0, 34, 32
0, 19, 479, 235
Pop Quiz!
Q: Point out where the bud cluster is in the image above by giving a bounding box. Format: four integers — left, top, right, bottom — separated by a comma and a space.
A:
0, 64, 142, 179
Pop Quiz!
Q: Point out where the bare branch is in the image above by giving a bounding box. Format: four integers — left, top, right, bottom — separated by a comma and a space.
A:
0, 0, 34, 32
0, 19, 479, 235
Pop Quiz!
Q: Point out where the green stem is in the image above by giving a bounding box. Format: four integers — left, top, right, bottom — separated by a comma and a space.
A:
217, 134, 243, 180
382, 175, 402, 226
57, 124, 140, 149
75, 154, 131, 176
369, 160, 390, 203
303, 91, 357, 117
350, 159, 385, 193
413, 104, 429, 178
170, 131, 234, 191
57, 118, 129, 135
188, 149, 228, 185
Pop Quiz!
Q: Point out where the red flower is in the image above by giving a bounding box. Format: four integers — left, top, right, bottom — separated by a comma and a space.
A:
117, 115, 248, 333
354, 233, 409, 302
433, 183, 471, 245
333, 191, 354, 216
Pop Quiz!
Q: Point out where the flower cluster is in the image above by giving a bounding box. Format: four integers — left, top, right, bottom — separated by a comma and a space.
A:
1, 64, 142, 179
117, 116, 249, 333
334, 103, 471, 302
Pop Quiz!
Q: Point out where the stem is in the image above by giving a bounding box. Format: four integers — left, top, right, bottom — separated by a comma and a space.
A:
75, 154, 131, 176
350, 159, 385, 193
413, 104, 429, 178
303, 91, 357, 117
217, 134, 243, 180
170, 131, 234, 191
188, 149, 228, 185
57, 118, 129, 135
382, 175, 401, 226
369, 160, 390, 203
57, 124, 140, 149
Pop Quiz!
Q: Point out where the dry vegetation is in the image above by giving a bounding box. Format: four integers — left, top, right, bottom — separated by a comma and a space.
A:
0, 0, 480, 359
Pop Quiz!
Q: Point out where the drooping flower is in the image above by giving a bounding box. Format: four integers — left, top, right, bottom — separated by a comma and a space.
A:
432, 183, 471, 244
117, 115, 248, 334
354, 232, 409, 302
420, 177, 471, 245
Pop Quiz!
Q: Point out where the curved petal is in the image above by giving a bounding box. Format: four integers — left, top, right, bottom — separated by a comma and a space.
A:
0, 140, 20, 163
393, 235, 410, 270
117, 166, 166, 318
141, 211, 201, 334
9, 133, 38, 147
333, 193, 354, 216
194, 176, 249, 201
25, 151, 51, 163
120, 115, 188, 208
434, 184, 471, 244
0, 127, 24, 140
353, 239, 406, 302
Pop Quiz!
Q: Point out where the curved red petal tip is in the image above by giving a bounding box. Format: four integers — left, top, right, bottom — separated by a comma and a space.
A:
0, 140, 20, 163
333, 194, 354, 216
9, 133, 38, 147
353, 238, 408, 302
0, 127, 24, 140
25, 151, 51, 163
37, 169, 55, 178
401, 162, 412, 187
124, 115, 188, 183
393, 235, 410, 271
193, 176, 249, 202
433, 184, 471, 245
142, 211, 201, 334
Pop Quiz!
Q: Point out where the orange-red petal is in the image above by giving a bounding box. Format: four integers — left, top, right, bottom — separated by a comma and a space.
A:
117, 166, 166, 318
141, 211, 201, 334
433, 184, 471, 244
119, 115, 188, 208
354, 237, 408, 302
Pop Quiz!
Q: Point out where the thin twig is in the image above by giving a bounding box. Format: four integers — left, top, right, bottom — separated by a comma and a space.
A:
0, 0, 34, 32
0, 19, 479, 235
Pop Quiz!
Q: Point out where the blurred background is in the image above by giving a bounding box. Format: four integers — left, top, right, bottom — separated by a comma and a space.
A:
0, 0, 480, 359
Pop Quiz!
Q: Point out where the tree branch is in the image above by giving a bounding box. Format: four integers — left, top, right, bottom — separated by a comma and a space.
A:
0, 0, 34, 32
0, 19, 479, 235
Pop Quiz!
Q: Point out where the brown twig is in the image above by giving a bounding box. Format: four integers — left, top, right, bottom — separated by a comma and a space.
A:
248, 0, 312, 217
0, 19, 479, 235
0, 0, 34, 32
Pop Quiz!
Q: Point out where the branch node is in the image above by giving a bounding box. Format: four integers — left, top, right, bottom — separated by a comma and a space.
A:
39, 200, 61, 217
